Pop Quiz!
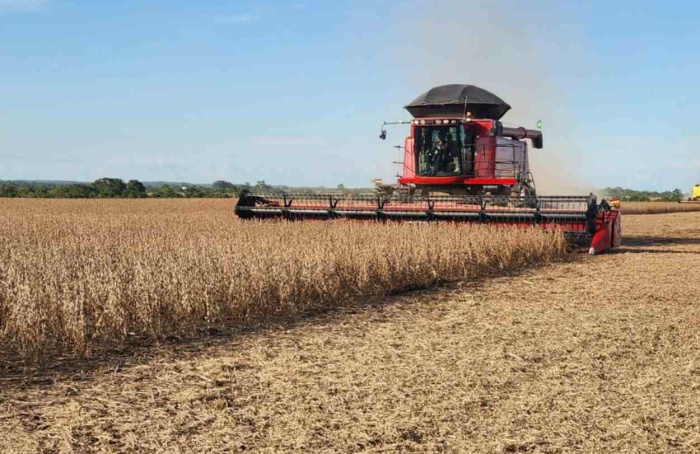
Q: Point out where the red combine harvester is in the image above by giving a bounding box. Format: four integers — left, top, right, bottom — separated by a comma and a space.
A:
235, 84, 621, 254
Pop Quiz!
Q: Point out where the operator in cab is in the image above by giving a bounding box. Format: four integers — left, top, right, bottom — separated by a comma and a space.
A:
430, 130, 460, 175
429, 131, 447, 175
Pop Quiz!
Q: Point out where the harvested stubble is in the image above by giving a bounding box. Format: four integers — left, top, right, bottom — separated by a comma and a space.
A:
0, 199, 566, 365
623, 201, 700, 215
3, 210, 700, 453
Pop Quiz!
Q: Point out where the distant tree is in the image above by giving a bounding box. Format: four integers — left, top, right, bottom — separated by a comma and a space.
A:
337, 183, 346, 191
603, 186, 686, 203
212, 180, 235, 190
150, 185, 180, 198
182, 186, 207, 198
92, 178, 126, 197
125, 180, 147, 198
255, 180, 273, 192
28, 185, 51, 198
51, 184, 96, 198
0, 183, 19, 197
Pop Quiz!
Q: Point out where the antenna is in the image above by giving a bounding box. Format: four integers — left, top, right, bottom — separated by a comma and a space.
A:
462, 91, 469, 121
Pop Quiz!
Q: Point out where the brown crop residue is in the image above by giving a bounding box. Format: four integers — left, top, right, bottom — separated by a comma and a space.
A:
624, 201, 700, 215
1, 206, 700, 452
0, 199, 566, 366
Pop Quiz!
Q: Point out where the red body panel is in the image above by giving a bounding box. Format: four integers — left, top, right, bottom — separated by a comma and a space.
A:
590, 209, 621, 254
474, 134, 495, 178
403, 136, 415, 179
398, 176, 517, 186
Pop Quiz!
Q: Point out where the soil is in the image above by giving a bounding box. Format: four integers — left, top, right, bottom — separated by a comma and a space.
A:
2, 212, 700, 453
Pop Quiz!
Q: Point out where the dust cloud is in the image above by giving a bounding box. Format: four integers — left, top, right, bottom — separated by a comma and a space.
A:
389, 0, 591, 195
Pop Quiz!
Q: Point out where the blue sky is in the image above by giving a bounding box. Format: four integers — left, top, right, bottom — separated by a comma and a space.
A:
1, 0, 699, 192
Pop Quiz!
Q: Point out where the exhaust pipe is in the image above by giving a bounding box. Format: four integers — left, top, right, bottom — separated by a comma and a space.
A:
502, 127, 543, 149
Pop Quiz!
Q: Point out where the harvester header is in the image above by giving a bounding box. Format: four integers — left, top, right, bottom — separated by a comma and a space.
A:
235, 84, 621, 254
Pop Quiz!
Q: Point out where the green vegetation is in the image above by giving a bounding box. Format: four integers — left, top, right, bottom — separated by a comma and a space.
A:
0, 178, 243, 199
0, 179, 372, 198
601, 187, 684, 202
1, 181, 689, 201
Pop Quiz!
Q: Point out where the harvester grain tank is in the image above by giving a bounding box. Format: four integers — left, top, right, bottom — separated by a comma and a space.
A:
235, 84, 622, 255
691, 184, 700, 201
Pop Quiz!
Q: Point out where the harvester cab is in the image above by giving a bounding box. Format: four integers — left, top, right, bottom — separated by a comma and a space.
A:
386, 84, 543, 198
235, 84, 622, 255
392, 117, 539, 198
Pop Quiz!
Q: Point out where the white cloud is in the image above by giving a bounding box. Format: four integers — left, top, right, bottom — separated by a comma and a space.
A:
214, 14, 253, 24
0, 0, 50, 13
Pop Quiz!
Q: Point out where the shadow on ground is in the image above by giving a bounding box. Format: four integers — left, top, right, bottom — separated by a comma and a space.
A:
7, 234, 699, 386
0, 259, 571, 388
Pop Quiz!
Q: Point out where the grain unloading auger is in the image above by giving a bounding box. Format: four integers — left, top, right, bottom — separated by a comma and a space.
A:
235, 84, 622, 254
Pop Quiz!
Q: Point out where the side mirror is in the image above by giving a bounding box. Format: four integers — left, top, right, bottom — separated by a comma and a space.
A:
379, 129, 387, 140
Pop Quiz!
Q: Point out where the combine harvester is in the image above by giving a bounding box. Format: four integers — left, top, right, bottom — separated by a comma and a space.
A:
236, 85, 621, 255
680, 184, 700, 203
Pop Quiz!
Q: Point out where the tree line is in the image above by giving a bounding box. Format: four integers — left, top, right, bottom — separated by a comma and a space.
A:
1, 181, 687, 200
0, 178, 274, 199
602, 187, 685, 202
